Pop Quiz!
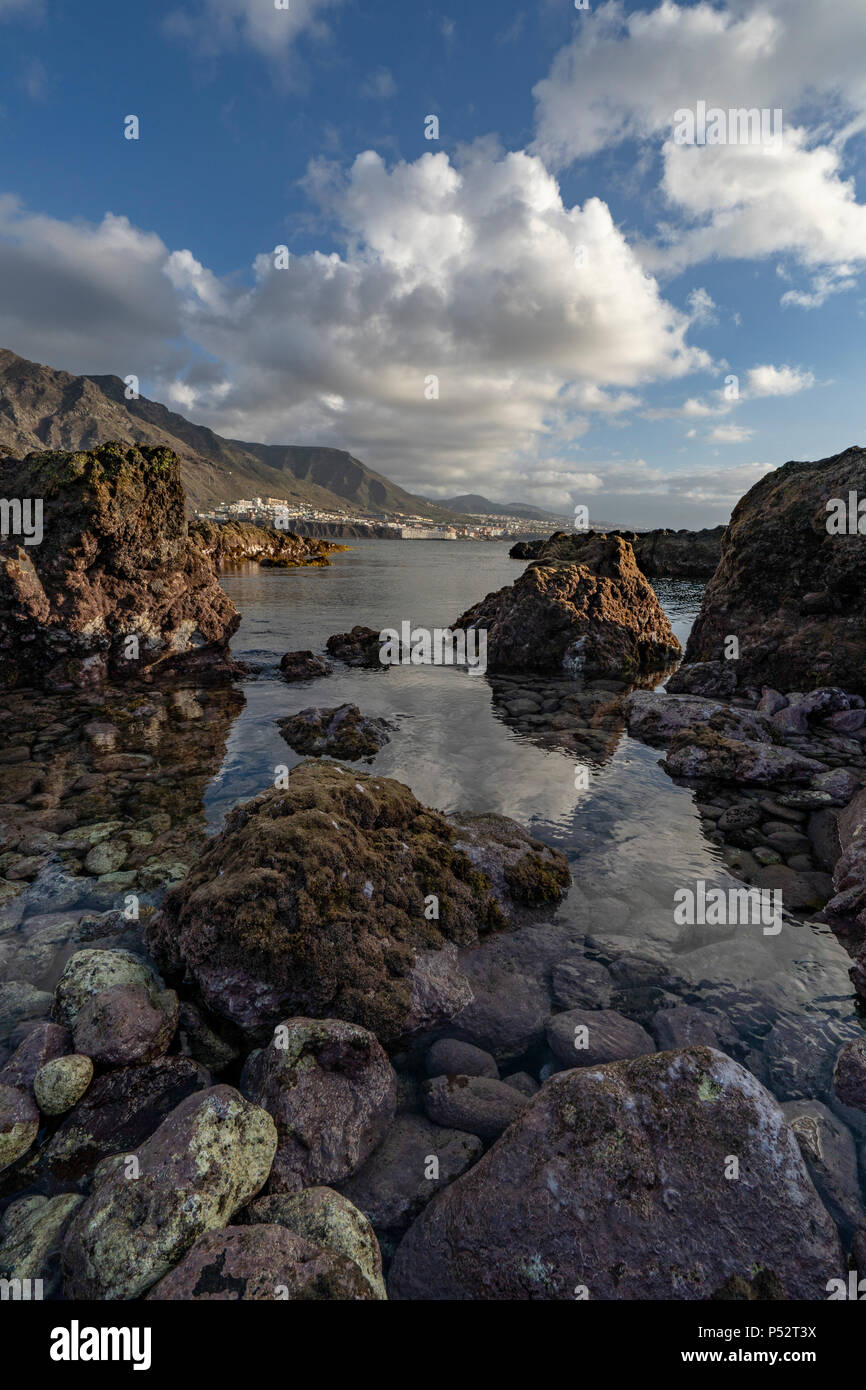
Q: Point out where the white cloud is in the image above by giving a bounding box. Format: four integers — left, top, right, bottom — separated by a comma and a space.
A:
532, 0, 866, 289
746, 363, 815, 396
0, 147, 710, 505
707, 423, 754, 443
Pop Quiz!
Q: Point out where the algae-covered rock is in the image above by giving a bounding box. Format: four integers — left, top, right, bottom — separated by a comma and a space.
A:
453, 534, 681, 678
240, 1018, 396, 1193
146, 1223, 375, 1300
244, 1187, 386, 1298
33, 1053, 93, 1115
0, 1193, 84, 1299
279, 703, 392, 761
147, 762, 570, 1046
388, 1047, 843, 1300
61, 1085, 277, 1299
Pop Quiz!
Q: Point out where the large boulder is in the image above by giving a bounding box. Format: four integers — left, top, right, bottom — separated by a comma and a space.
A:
388, 1047, 843, 1300
240, 1018, 396, 1193
62, 1085, 277, 1299
453, 535, 681, 678
0, 443, 241, 690
146, 762, 570, 1047
671, 446, 866, 696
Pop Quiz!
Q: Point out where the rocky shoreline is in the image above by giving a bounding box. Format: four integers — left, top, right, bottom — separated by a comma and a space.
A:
1, 444, 866, 1301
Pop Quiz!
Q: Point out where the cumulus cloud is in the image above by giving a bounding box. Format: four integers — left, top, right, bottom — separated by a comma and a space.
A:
0, 146, 711, 505
746, 363, 815, 396
532, 0, 866, 291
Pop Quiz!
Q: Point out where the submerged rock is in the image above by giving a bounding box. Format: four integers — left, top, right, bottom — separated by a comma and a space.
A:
240, 1018, 396, 1194
0, 443, 241, 690
326, 626, 385, 668
388, 1047, 843, 1300
671, 446, 866, 696
278, 650, 333, 682
146, 762, 570, 1047
337, 1113, 483, 1245
454, 535, 681, 678
279, 704, 392, 762
423, 1074, 528, 1140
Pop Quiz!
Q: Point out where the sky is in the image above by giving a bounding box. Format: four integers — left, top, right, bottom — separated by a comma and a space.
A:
0, 0, 864, 527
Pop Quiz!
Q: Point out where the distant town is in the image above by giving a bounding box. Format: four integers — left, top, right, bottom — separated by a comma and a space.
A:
195, 495, 566, 541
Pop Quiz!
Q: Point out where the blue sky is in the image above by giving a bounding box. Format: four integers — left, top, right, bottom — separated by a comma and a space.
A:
1, 0, 865, 525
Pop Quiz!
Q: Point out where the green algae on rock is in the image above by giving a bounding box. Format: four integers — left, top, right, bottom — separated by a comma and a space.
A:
146, 761, 571, 1047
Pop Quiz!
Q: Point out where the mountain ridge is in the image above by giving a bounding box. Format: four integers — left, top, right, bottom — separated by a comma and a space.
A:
0, 348, 459, 521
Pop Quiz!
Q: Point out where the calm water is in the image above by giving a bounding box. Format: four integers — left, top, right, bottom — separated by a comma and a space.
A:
1, 539, 860, 1106
214, 540, 859, 1099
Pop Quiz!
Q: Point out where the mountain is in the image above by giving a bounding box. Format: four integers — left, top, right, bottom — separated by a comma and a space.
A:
438, 493, 570, 523
0, 349, 459, 521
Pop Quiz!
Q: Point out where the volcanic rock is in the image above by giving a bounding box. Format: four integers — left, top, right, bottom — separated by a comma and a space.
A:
454, 535, 681, 678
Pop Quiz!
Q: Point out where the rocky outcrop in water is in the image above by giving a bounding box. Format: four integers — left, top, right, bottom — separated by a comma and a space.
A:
279, 704, 392, 761
510, 526, 724, 578
388, 1047, 843, 1300
670, 446, 866, 696
0, 444, 240, 690
189, 519, 341, 568
455, 535, 681, 678
146, 762, 571, 1048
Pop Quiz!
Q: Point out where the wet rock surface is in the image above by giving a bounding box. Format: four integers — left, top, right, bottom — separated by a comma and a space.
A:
278, 650, 333, 682
279, 703, 392, 761
389, 1047, 844, 1300
146, 761, 569, 1047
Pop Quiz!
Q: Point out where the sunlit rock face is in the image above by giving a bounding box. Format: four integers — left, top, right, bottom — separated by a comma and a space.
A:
0, 443, 240, 691
454, 535, 681, 679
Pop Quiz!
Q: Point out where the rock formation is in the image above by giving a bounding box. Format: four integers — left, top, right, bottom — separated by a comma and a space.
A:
510, 526, 724, 578
0, 443, 240, 690
454, 534, 681, 678
670, 446, 866, 696
190, 519, 342, 568
146, 761, 571, 1048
